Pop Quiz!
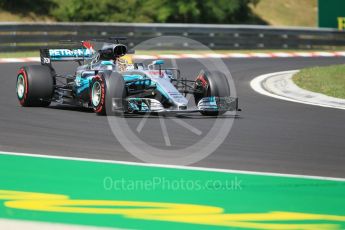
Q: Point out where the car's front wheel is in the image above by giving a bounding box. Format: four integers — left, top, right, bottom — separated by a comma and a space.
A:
90, 72, 126, 116
91, 75, 106, 115
193, 70, 230, 116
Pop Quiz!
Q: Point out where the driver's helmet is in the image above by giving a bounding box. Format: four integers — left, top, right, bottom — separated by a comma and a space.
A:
117, 55, 134, 72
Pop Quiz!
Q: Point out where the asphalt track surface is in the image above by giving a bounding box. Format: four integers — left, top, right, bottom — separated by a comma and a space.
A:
1, 57, 345, 177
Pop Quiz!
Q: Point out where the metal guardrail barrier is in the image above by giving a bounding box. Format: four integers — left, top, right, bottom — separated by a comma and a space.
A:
1, 22, 345, 52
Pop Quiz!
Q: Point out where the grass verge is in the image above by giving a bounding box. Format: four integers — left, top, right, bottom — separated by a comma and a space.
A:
250, 0, 317, 27
293, 64, 345, 99
0, 51, 39, 58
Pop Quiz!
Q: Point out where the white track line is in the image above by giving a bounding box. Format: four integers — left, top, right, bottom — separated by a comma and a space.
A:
132, 55, 158, 60
180, 53, 205, 58
203, 53, 228, 58
156, 54, 180, 59
312, 52, 336, 57
251, 70, 307, 104
271, 52, 294, 58
0, 218, 125, 230
226, 53, 251, 58
334, 51, 345, 56
250, 70, 345, 110
0, 151, 344, 181
249, 53, 273, 58
293, 52, 315, 57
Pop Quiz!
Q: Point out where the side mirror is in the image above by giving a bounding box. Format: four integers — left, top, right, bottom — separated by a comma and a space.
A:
148, 60, 164, 70
152, 60, 164, 65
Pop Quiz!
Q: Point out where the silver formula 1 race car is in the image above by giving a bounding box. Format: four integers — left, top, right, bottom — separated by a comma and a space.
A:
16, 38, 240, 116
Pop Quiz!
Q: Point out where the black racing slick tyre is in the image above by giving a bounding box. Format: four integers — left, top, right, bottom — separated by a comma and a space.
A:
90, 72, 126, 116
194, 70, 230, 116
16, 65, 54, 107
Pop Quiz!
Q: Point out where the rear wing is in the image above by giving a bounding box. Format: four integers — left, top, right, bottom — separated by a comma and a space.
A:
40, 47, 94, 65
39, 38, 133, 66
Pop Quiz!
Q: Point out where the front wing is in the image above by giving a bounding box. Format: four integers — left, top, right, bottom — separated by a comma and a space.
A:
112, 96, 240, 114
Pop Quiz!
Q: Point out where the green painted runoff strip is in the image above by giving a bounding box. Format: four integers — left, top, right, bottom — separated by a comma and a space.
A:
0, 153, 344, 229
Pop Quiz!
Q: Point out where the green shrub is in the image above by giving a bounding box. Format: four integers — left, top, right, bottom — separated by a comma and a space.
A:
50, 0, 261, 23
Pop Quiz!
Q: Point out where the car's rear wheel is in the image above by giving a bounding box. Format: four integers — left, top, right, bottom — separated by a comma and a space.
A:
16, 65, 54, 107
194, 70, 230, 116
90, 72, 126, 116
